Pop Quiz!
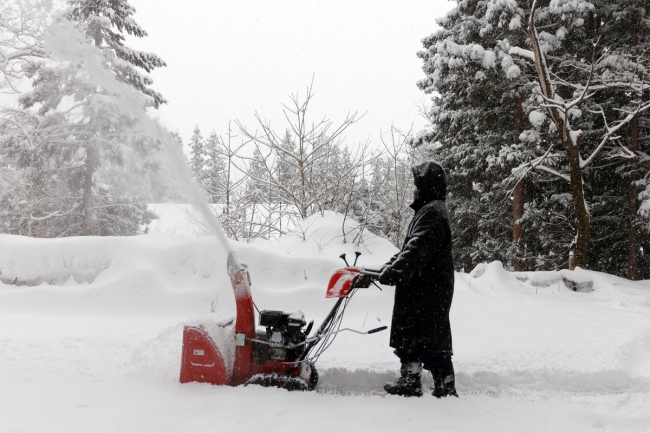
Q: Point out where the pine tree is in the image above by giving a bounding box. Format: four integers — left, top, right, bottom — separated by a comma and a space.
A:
413, 0, 539, 271
203, 130, 226, 204
414, 0, 650, 277
10, 0, 165, 237
508, 0, 650, 273
66, 0, 166, 108
586, 0, 650, 279
188, 125, 206, 190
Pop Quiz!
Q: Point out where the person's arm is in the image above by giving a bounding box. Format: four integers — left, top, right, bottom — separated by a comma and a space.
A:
379, 206, 442, 285
381, 252, 400, 271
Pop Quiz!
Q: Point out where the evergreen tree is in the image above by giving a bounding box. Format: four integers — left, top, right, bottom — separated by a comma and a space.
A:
510, 0, 650, 274
413, 0, 539, 271
585, 0, 650, 279
9, 0, 164, 236
414, 0, 650, 277
188, 125, 206, 191
203, 130, 226, 204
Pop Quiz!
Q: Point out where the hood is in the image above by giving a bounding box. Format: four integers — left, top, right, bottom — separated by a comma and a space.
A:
411, 161, 447, 209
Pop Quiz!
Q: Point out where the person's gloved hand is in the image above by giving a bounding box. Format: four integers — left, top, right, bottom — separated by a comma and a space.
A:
353, 272, 373, 288
378, 267, 396, 286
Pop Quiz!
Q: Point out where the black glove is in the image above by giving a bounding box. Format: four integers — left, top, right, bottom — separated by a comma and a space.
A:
354, 273, 373, 288
378, 267, 396, 286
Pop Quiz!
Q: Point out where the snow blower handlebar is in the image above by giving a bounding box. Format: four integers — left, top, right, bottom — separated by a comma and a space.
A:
293, 258, 387, 364
353, 268, 381, 290
241, 254, 387, 370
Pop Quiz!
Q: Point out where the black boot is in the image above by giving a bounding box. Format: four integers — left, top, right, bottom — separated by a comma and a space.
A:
384, 361, 423, 397
432, 362, 458, 398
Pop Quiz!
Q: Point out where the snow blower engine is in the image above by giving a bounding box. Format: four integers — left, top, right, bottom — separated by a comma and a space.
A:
179, 251, 386, 391
251, 310, 308, 363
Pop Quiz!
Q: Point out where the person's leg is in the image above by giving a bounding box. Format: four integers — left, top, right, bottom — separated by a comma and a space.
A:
384, 349, 423, 397
421, 354, 458, 398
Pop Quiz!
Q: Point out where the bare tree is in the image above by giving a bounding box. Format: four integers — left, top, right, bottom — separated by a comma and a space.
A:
376, 127, 418, 247
237, 82, 361, 221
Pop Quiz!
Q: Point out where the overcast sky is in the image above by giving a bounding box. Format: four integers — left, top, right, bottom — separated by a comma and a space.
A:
126, 0, 455, 147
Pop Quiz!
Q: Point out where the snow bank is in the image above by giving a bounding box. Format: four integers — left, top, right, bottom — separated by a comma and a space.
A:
0, 211, 397, 317
0, 234, 114, 286
0, 233, 232, 316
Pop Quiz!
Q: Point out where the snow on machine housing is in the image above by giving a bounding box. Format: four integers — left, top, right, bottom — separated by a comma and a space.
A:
179, 251, 386, 391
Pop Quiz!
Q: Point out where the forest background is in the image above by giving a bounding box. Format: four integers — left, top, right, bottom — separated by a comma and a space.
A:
1, 0, 649, 280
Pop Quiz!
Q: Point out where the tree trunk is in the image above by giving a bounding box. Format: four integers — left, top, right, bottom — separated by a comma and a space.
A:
226, 157, 231, 215
527, 4, 590, 269
299, 158, 307, 219
513, 95, 525, 271
628, 21, 640, 280
81, 145, 94, 236
565, 140, 590, 269
628, 115, 639, 280
27, 150, 35, 237
512, 181, 525, 269
268, 173, 272, 239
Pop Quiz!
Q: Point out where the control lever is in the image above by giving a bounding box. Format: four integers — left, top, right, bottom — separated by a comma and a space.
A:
353, 251, 361, 266
304, 320, 314, 337
339, 253, 350, 266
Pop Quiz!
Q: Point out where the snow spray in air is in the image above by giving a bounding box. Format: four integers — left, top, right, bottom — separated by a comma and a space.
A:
43, 19, 255, 353
42, 8, 258, 388
44, 20, 231, 253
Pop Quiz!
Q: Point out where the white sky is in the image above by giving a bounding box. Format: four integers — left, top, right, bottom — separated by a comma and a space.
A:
126, 0, 455, 147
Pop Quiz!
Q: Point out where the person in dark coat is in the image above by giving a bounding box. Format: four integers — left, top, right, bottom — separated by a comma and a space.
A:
378, 161, 457, 398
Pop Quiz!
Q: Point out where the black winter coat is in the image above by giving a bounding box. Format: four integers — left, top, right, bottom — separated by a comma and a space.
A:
381, 161, 454, 356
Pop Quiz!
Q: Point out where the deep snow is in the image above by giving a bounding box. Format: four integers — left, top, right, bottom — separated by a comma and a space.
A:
1, 211, 649, 432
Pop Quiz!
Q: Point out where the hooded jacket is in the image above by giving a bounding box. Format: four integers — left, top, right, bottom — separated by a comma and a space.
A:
380, 161, 454, 356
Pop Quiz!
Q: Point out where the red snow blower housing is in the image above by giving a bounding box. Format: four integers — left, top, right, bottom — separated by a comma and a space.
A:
180, 251, 385, 391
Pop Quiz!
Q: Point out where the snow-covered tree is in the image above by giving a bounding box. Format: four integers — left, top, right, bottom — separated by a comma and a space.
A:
203, 131, 225, 203
413, 0, 539, 271
509, 0, 650, 273
414, 0, 650, 277
188, 125, 206, 189
0, 1, 47, 94
5, 0, 165, 237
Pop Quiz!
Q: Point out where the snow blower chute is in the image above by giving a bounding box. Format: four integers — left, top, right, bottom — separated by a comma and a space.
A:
179, 251, 386, 391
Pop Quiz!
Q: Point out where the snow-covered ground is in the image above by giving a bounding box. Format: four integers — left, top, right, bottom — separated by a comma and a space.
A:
1, 212, 649, 432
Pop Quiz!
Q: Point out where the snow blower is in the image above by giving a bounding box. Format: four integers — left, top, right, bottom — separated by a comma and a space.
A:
179, 251, 386, 391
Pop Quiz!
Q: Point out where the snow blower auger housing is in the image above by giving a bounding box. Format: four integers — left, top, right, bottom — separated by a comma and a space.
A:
179, 251, 386, 391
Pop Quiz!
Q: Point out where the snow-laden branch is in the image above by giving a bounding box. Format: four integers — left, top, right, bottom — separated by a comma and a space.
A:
580, 100, 650, 168
508, 46, 535, 62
